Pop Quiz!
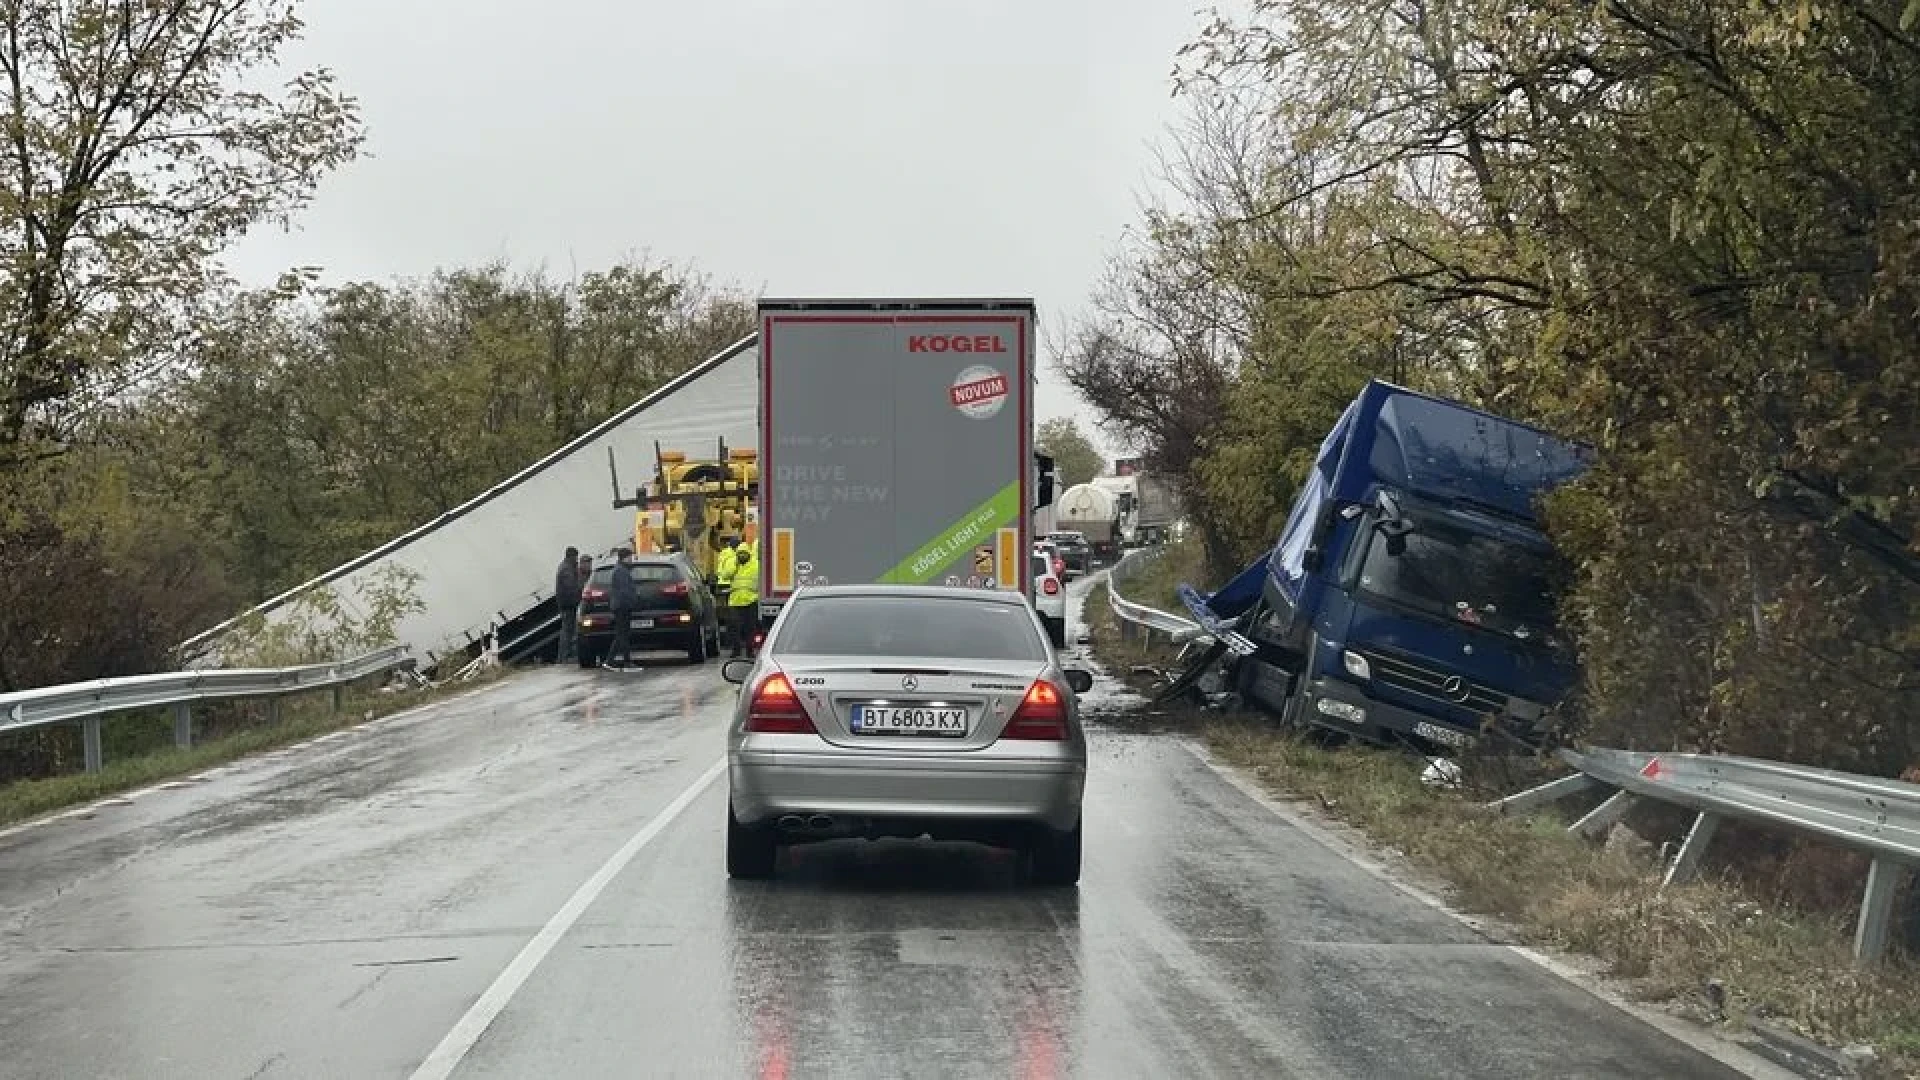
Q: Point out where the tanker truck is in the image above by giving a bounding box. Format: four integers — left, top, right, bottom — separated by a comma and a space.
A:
1055, 482, 1122, 564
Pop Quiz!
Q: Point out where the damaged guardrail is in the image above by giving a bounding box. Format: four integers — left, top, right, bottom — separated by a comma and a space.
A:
1105, 548, 1208, 643
0, 645, 415, 774
1489, 746, 1920, 968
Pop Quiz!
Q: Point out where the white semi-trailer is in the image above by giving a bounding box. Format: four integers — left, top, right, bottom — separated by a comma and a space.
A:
756, 298, 1039, 622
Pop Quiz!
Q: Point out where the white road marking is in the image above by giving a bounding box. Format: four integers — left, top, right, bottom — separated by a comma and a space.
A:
407, 757, 726, 1080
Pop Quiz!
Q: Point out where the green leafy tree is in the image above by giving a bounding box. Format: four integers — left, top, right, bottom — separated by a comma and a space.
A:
0, 0, 364, 462
1036, 416, 1104, 488
1131, 0, 1920, 776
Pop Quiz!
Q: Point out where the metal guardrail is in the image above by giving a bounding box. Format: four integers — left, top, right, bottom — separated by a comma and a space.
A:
1104, 547, 1209, 642
0, 646, 415, 774
1490, 746, 1920, 968
1105, 547, 1260, 658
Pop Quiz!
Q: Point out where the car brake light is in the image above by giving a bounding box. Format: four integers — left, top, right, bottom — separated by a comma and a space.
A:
1042, 578, 1059, 596
1003, 680, 1068, 740
746, 673, 813, 733
661, 581, 689, 596
583, 586, 606, 602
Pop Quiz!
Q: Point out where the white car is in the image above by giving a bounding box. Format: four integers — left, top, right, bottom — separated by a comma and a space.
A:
1030, 551, 1066, 647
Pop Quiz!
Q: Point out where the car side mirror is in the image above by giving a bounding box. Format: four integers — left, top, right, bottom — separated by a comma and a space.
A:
721, 659, 754, 684
1063, 669, 1094, 694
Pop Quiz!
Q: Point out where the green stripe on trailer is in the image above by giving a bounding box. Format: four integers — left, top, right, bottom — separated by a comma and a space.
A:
878, 480, 1023, 585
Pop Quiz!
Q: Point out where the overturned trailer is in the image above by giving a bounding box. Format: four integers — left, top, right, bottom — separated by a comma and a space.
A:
178, 336, 760, 672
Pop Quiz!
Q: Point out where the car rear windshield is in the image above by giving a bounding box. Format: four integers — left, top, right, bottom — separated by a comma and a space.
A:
1030, 555, 1048, 578
773, 595, 1045, 662
591, 563, 682, 584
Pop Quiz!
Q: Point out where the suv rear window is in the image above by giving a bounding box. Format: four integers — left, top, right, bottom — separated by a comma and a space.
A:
773, 595, 1044, 662
591, 562, 684, 584
1031, 555, 1049, 578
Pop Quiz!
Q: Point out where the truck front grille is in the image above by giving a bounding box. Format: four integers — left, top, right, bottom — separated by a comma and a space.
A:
1359, 650, 1508, 715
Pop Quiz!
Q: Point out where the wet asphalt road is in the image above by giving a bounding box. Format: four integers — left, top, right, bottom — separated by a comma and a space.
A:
0, 585, 1764, 1079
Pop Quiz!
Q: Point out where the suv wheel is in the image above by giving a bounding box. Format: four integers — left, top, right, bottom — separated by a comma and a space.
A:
686, 628, 709, 664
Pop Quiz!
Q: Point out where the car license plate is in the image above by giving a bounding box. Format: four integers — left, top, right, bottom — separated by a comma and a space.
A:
851, 705, 967, 736
632, 618, 654, 629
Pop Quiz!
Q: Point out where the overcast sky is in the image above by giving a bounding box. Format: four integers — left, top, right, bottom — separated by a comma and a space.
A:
221, 0, 1208, 455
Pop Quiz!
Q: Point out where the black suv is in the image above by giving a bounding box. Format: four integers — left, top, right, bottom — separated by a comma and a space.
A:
576, 554, 721, 665
1044, 532, 1092, 579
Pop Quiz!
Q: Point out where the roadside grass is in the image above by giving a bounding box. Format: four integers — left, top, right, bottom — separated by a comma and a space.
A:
0, 669, 505, 830
1087, 543, 1920, 1076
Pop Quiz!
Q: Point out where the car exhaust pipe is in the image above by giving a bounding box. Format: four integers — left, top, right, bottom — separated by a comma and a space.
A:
776, 814, 806, 830
806, 814, 834, 831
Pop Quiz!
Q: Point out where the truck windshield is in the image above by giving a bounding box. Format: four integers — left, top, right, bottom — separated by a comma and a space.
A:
1355, 515, 1570, 644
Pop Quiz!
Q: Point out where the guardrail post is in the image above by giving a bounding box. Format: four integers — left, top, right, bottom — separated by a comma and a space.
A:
172, 703, 192, 750
1663, 811, 1721, 886
1570, 790, 1636, 840
331, 684, 343, 713
267, 697, 282, 726
1484, 773, 1601, 816
1853, 857, 1907, 969
82, 716, 102, 773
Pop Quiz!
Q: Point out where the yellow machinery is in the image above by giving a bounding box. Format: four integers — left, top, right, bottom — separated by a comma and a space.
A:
609, 439, 759, 584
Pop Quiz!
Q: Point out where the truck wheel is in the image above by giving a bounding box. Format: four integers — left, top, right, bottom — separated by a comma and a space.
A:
727, 807, 777, 879
1028, 820, 1082, 886
1280, 677, 1311, 732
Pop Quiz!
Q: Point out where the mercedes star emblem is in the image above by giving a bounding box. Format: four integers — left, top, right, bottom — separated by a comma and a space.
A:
901, 674, 919, 691
1441, 674, 1469, 701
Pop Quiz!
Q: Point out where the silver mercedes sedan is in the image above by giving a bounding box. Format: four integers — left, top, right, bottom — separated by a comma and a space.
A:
720, 584, 1093, 885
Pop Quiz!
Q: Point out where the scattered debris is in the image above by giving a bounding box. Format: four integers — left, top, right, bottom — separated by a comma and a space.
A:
1420, 758, 1463, 789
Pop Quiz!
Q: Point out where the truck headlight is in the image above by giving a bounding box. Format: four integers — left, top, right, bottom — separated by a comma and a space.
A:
1342, 650, 1371, 680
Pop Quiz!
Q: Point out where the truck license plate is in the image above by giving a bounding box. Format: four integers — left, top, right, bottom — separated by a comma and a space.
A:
1413, 721, 1472, 749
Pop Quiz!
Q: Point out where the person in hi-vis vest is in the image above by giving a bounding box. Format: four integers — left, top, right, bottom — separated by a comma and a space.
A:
728, 538, 761, 657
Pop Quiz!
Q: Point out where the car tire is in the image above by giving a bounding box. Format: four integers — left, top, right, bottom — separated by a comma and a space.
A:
685, 629, 708, 664
1028, 819, 1081, 886
726, 806, 777, 879
577, 642, 600, 669
1045, 617, 1066, 648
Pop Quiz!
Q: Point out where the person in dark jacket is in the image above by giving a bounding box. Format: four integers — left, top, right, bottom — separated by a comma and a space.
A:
604, 548, 641, 671
555, 546, 583, 663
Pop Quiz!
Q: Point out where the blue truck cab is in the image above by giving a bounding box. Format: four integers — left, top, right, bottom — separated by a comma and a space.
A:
1181, 380, 1590, 750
